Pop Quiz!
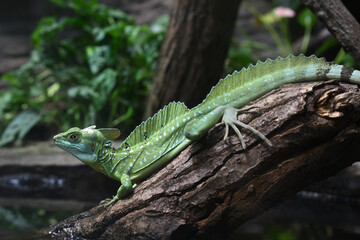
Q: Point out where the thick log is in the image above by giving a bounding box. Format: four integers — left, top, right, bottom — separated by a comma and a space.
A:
302, 0, 360, 65
48, 81, 360, 239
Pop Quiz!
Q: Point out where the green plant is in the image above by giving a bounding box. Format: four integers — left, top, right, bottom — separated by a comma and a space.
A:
0, 0, 168, 146
226, 0, 357, 73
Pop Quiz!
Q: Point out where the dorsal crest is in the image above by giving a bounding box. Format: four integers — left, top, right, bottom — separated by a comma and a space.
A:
202, 54, 326, 103
120, 102, 189, 149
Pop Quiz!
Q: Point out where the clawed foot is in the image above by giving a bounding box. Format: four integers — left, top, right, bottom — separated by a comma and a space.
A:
98, 196, 119, 208
217, 106, 272, 149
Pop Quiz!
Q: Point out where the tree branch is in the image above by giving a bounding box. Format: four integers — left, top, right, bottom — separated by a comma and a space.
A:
48, 82, 360, 239
302, 0, 360, 65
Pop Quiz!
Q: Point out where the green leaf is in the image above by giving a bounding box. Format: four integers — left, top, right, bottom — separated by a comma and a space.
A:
91, 68, 117, 108
92, 27, 106, 42
49, 0, 67, 7
0, 92, 12, 120
297, 8, 316, 29
86, 45, 111, 74
67, 86, 96, 99
0, 110, 41, 146
314, 37, 338, 56
31, 17, 70, 48
149, 15, 169, 34
103, 21, 126, 38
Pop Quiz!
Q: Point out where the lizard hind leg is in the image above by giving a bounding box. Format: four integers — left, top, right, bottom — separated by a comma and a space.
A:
221, 106, 272, 149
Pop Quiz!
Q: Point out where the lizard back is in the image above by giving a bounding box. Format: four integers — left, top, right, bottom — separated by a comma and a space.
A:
194, 54, 360, 114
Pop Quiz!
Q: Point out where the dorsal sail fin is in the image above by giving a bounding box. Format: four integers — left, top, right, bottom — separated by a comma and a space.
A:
119, 102, 189, 149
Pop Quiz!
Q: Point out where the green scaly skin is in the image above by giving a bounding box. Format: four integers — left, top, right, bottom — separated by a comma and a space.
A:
54, 55, 360, 207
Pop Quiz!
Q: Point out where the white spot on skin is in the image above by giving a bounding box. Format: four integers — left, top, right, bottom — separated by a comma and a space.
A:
144, 157, 147, 162
171, 126, 175, 131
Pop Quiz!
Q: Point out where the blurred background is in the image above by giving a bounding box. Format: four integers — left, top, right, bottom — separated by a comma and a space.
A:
0, 0, 360, 239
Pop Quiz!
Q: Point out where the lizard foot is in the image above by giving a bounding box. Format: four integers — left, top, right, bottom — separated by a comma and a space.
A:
218, 106, 272, 149
98, 196, 119, 208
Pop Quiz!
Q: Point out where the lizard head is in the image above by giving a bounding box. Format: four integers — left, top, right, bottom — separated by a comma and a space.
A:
53, 125, 121, 165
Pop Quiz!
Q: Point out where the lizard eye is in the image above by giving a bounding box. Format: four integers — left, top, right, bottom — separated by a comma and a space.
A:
69, 134, 79, 141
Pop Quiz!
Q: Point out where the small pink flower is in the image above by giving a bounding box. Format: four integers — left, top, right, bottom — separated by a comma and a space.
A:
274, 6, 295, 18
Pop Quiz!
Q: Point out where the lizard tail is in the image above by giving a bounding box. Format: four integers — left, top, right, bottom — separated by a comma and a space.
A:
325, 64, 360, 84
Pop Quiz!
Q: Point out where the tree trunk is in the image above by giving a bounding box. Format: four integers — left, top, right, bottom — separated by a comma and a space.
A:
302, 0, 360, 65
145, 0, 242, 117
48, 81, 360, 239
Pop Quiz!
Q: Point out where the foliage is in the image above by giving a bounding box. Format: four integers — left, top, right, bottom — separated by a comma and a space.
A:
226, 0, 357, 73
0, 0, 168, 145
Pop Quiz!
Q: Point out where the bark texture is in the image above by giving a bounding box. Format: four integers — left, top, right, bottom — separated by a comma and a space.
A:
145, 0, 241, 117
302, 0, 360, 65
48, 81, 360, 239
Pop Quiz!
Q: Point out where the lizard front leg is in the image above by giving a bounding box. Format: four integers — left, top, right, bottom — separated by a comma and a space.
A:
99, 173, 133, 207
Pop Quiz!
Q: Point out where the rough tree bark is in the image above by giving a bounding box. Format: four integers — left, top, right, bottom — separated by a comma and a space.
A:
302, 0, 360, 65
145, 0, 241, 117
48, 81, 360, 239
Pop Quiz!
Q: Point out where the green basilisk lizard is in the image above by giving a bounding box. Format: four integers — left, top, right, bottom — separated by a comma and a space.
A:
54, 55, 360, 206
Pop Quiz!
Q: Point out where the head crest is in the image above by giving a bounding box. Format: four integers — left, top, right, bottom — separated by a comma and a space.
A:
98, 128, 121, 140
82, 125, 96, 134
